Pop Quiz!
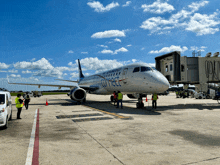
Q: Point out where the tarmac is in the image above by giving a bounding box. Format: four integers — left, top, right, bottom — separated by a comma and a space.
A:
1, 93, 220, 165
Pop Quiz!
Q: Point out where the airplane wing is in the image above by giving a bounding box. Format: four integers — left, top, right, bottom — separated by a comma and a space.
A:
8, 82, 77, 89
55, 79, 79, 83
79, 85, 99, 91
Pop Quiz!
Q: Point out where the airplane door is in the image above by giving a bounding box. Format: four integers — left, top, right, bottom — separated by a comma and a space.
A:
122, 68, 128, 84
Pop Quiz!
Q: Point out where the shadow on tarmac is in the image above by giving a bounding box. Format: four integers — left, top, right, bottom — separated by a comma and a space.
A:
169, 129, 220, 147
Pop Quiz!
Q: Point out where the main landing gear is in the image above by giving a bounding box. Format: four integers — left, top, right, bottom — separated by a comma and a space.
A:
136, 94, 144, 109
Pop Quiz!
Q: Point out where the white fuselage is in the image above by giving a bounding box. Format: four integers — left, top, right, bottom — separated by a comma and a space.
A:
78, 63, 170, 95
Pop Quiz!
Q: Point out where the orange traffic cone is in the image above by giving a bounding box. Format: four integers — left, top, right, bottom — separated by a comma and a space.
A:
46, 99, 48, 106
146, 97, 148, 102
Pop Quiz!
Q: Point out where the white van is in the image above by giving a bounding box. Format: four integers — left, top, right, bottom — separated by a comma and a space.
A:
0, 91, 12, 129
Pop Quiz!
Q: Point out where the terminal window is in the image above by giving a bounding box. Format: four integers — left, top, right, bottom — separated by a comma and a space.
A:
181, 65, 185, 72
166, 65, 168, 72
170, 64, 173, 71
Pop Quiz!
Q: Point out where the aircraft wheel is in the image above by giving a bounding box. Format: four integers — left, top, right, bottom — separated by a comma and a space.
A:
140, 102, 144, 108
110, 96, 114, 102
136, 103, 141, 108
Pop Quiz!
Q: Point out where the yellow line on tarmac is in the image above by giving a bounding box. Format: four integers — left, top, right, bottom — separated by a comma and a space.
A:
83, 105, 132, 120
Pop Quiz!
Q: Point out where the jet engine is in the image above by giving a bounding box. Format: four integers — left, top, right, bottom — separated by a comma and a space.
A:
70, 87, 86, 102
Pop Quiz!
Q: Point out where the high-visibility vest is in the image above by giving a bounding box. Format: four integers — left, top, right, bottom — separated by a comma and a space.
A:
117, 93, 123, 100
153, 94, 158, 100
15, 97, 23, 108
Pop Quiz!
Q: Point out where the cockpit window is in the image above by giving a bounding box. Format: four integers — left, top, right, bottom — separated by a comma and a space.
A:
141, 66, 152, 72
0, 94, 5, 104
151, 67, 157, 71
133, 67, 140, 73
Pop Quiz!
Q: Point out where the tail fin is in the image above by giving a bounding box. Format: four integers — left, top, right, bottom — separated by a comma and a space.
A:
78, 59, 84, 80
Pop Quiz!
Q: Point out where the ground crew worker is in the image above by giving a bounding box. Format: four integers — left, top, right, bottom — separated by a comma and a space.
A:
24, 93, 31, 110
176, 91, 178, 98
15, 94, 23, 119
113, 91, 117, 106
152, 93, 158, 109
117, 91, 123, 109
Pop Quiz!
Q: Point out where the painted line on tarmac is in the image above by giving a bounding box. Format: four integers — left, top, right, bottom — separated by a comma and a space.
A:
25, 109, 39, 165
83, 105, 133, 120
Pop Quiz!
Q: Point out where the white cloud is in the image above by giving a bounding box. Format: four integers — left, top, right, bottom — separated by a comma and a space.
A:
87, 1, 119, 12
188, 1, 209, 12
99, 47, 128, 54
132, 59, 137, 63
122, 1, 131, 7
141, 0, 175, 14
14, 58, 54, 70
114, 38, 121, 42
22, 70, 32, 74
8, 69, 18, 73
31, 58, 36, 62
185, 12, 220, 35
149, 45, 188, 54
114, 47, 128, 54
148, 63, 155, 67
14, 58, 76, 78
68, 50, 74, 54
79, 57, 123, 72
127, 44, 132, 47
98, 44, 108, 48
191, 46, 207, 51
9, 74, 21, 78
81, 52, 88, 54
70, 72, 78, 78
91, 30, 126, 38
0, 62, 10, 69
100, 49, 114, 54
140, 1, 219, 36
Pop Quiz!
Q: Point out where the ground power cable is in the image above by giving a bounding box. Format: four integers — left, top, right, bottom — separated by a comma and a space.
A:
60, 110, 125, 165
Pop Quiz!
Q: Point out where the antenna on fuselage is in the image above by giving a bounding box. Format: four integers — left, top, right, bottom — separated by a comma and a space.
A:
78, 59, 84, 80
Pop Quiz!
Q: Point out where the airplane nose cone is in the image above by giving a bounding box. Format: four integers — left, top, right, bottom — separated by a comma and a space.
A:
154, 74, 170, 92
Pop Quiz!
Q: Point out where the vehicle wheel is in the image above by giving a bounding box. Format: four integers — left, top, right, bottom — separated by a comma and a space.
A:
110, 96, 114, 102
141, 102, 144, 108
83, 98, 86, 102
206, 95, 210, 99
9, 111, 12, 121
3, 117, 8, 129
199, 96, 202, 99
136, 102, 140, 108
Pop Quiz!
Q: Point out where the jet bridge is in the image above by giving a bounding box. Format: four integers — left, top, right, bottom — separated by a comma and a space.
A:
155, 51, 220, 93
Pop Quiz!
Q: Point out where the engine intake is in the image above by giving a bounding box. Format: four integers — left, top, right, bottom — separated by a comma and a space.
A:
70, 88, 86, 101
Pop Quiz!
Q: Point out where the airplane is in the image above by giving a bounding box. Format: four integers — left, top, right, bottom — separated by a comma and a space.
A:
8, 59, 170, 108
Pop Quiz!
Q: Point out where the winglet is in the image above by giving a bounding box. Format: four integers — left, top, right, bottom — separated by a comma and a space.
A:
78, 59, 84, 80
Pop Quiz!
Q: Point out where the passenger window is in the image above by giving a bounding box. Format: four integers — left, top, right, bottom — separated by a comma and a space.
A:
141, 66, 151, 72
170, 64, 173, 71
133, 67, 140, 73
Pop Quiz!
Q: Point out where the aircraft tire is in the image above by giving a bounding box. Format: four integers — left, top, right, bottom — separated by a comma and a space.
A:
110, 96, 114, 102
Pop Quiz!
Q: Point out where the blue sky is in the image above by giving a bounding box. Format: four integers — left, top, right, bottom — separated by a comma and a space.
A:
1, 0, 220, 91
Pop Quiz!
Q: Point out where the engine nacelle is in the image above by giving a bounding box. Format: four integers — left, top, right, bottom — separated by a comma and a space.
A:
70, 88, 86, 101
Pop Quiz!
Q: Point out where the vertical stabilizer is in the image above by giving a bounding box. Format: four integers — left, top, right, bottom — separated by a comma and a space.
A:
78, 59, 84, 80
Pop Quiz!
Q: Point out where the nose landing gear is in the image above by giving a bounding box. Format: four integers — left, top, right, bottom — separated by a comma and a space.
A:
136, 94, 144, 108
